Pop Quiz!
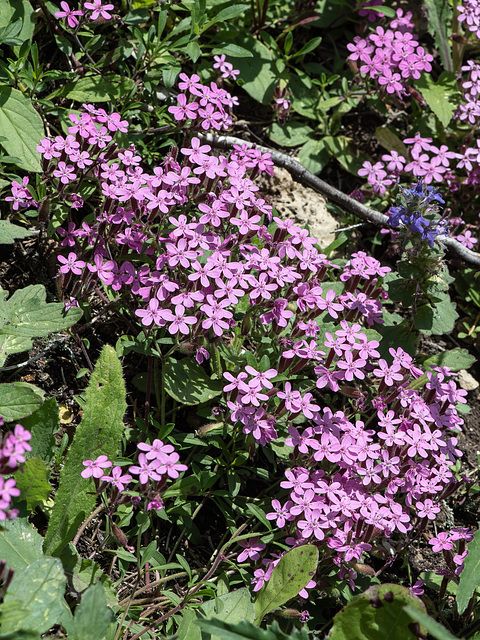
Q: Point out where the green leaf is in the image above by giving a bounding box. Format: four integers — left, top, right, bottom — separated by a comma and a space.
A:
297, 138, 329, 174
0, 0, 34, 46
254, 545, 318, 622
329, 584, 426, 640
0, 382, 43, 422
196, 618, 308, 639
421, 348, 475, 373
57, 74, 135, 103
414, 295, 458, 335
267, 121, 313, 147
199, 588, 255, 627
0, 85, 44, 172
73, 583, 115, 640
291, 36, 322, 59
0, 220, 34, 244
232, 36, 277, 104
177, 609, 202, 640
0, 284, 82, 366
423, 0, 452, 71
14, 456, 51, 511
0, 516, 43, 572
44, 346, 127, 556
375, 127, 409, 158
201, 4, 249, 32
457, 526, 480, 614
403, 605, 458, 640
163, 357, 223, 405
211, 43, 253, 58
415, 72, 458, 128
21, 397, 59, 464
2, 557, 67, 634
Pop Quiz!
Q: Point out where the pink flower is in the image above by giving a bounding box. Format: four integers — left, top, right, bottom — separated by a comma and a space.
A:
81, 455, 112, 479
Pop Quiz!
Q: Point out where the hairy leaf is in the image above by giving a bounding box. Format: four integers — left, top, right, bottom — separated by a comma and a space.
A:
0, 220, 34, 245
73, 583, 115, 640
0, 382, 43, 422
0, 516, 43, 572
423, 0, 452, 71
43, 346, 126, 556
457, 527, 480, 614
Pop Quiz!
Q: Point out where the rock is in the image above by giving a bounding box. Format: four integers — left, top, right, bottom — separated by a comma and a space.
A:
458, 369, 479, 391
260, 166, 339, 250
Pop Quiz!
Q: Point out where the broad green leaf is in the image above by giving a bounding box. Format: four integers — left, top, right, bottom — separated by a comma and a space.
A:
323, 135, 364, 175
375, 127, 409, 158
211, 43, 253, 58
0, 86, 44, 172
44, 346, 127, 556
233, 36, 277, 104
21, 397, 59, 464
329, 584, 426, 640
298, 138, 330, 174
0, 0, 34, 45
3, 557, 66, 634
421, 348, 476, 373
403, 605, 458, 640
376, 321, 417, 358
196, 618, 309, 639
74, 583, 115, 640
414, 295, 458, 335
0, 220, 34, 244
415, 72, 458, 128
177, 609, 202, 640
0, 285, 82, 362
58, 74, 135, 102
423, 0, 452, 71
457, 526, 480, 614
267, 121, 313, 147
254, 545, 318, 622
14, 456, 51, 511
163, 357, 223, 405
0, 516, 43, 571
199, 588, 255, 634
0, 382, 43, 421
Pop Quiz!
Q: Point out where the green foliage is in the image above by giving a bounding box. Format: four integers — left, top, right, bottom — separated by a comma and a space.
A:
0, 382, 43, 422
254, 545, 319, 623
420, 348, 476, 372
0, 0, 35, 47
13, 456, 51, 511
44, 345, 127, 556
73, 583, 116, 640
21, 397, 59, 464
0, 220, 34, 244
329, 584, 426, 640
1, 557, 66, 635
196, 619, 310, 639
0, 284, 82, 367
0, 85, 43, 171
0, 516, 43, 571
422, 0, 453, 72
233, 36, 278, 104
163, 357, 223, 405
415, 72, 458, 128
457, 526, 480, 614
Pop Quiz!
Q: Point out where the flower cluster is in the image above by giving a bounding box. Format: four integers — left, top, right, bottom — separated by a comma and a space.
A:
55, 0, 114, 27
458, 0, 480, 41
0, 420, 32, 521
429, 527, 474, 581
387, 180, 449, 247
253, 359, 468, 591
347, 9, 433, 99
82, 438, 187, 513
